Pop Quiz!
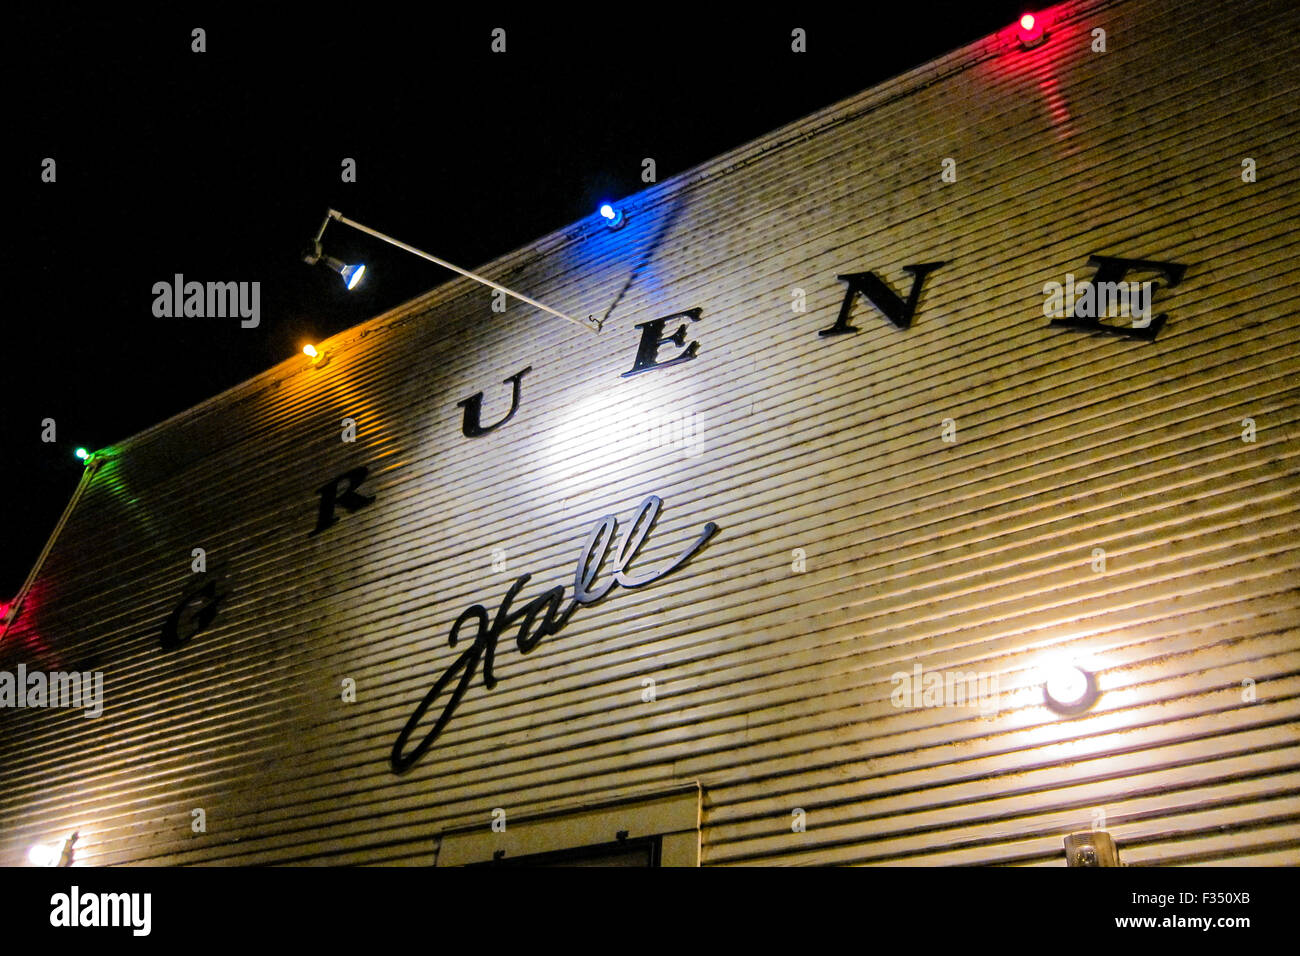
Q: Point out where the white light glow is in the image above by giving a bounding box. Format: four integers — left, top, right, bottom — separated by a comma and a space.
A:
1046, 663, 1089, 707
28, 843, 56, 866
544, 379, 703, 493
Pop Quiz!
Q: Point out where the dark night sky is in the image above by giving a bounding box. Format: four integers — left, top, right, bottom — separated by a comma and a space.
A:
3, 3, 1027, 598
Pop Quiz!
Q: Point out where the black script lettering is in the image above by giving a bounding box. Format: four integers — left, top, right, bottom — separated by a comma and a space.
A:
613, 495, 716, 587
1050, 254, 1186, 341
457, 366, 532, 438
819, 263, 945, 335
573, 515, 618, 603
621, 309, 702, 377
160, 577, 223, 650
390, 495, 718, 773
389, 606, 488, 773
310, 465, 376, 536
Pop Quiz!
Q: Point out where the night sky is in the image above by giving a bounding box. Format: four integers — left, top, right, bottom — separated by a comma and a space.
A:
4, 3, 1027, 599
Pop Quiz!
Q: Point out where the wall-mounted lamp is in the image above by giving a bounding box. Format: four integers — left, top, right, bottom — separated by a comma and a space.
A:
303, 209, 600, 334
1064, 830, 1120, 866
1017, 12, 1046, 48
27, 843, 57, 866
302, 343, 330, 368
1044, 663, 1099, 715
29, 831, 78, 867
301, 239, 366, 291
599, 203, 626, 230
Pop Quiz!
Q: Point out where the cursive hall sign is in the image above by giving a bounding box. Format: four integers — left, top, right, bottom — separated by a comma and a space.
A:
390, 495, 718, 772
149, 250, 1189, 774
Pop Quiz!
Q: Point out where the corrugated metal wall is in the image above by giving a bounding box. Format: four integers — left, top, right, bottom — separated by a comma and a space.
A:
2, 0, 1298, 866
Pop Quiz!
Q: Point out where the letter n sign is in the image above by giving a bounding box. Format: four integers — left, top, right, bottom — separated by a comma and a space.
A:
819, 263, 945, 335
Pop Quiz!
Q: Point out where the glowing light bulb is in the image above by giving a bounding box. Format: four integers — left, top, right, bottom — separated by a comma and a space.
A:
598, 203, 625, 229
28, 843, 57, 866
342, 262, 365, 290
1046, 665, 1087, 706
1017, 11, 1045, 47
303, 344, 318, 359
74, 447, 89, 461
1043, 663, 1097, 714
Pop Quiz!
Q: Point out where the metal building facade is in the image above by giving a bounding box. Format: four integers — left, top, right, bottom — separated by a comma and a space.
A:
2, 0, 1298, 865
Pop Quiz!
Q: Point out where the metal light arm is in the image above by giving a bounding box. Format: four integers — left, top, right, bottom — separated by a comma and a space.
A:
320, 209, 601, 334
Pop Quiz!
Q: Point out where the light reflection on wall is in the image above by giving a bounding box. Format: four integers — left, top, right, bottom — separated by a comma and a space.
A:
1018, 648, 1118, 758
543, 371, 704, 496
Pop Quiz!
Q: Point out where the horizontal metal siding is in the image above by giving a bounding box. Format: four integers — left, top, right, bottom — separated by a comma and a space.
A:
1, 0, 1298, 866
